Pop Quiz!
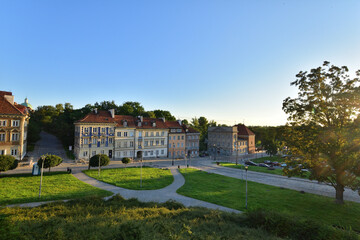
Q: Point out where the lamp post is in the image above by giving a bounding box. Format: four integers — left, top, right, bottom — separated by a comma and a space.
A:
98, 154, 101, 177
140, 152, 143, 188
245, 166, 248, 209
38, 155, 45, 198
236, 145, 239, 165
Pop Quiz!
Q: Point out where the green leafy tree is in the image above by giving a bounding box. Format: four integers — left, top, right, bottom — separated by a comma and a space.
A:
89, 154, 110, 168
282, 61, 360, 204
153, 110, 176, 121
37, 154, 63, 172
0, 155, 18, 173
262, 140, 279, 156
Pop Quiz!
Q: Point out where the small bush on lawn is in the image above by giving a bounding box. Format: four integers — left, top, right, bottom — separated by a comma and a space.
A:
37, 154, 63, 172
0, 155, 18, 173
122, 157, 131, 164
245, 209, 358, 240
89, 154, 110, 168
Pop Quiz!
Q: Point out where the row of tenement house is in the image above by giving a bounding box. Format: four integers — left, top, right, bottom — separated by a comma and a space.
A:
0, 91, 32, 160
207, 125, 255, 156
74, 109, 200, 160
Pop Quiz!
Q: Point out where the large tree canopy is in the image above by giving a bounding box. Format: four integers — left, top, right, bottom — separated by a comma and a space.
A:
282, 61, 360, 204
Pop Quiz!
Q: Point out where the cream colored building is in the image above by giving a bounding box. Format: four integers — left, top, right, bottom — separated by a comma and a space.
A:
0, 91, 30, 160
74, 109, 116, 160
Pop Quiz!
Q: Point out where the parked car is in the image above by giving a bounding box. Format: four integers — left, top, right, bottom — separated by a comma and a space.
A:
245, 161, 258, 166
271, 161, 280, 166
264, 160, 271, 164
259, 163, 270, 168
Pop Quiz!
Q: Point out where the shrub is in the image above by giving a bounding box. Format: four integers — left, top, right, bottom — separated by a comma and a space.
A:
0, 155, 18, 173
89, 154, 110, 168
245, 209, 358, 240
37, 154, 63, 172
121, 157, 131, 164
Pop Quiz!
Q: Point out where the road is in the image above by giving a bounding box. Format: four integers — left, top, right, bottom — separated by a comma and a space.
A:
7, 131, 360, 203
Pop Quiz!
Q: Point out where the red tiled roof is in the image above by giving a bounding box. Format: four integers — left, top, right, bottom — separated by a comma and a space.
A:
114, 115, 136, 127
14, 104, 28, 114
0, 95, 25, 115
182, 124, 199, 133
236, 124, 255, 136
76, 110, 116, 124
136, 117, 168, 129
0, 91, 12, 97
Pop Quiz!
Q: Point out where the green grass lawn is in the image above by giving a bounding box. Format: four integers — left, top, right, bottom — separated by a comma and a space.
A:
83, 167, 174, 190
250, 156, 284, 163
0, 172, 112, 206
219, 162, 285, 176
177, 168, 360, 232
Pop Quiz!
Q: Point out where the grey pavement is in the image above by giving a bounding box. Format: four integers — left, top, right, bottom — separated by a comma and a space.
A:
72, 168, 241, 213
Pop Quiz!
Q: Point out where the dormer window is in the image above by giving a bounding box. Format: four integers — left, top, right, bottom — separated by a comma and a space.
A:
176, 129, 181, 133
123, 120, 128, 127
138, 122, 141, 127
152, 122, 156, 127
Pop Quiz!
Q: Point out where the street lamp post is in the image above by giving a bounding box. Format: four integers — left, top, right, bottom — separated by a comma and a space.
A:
245, 166, 248, 209
98, 154, 101, 177
38, 155, 45, 198
140, 152, 143, 188
236, 145, 239, 165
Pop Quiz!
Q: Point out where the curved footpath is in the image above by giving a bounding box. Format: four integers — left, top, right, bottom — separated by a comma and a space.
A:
6, 167, 241, 214
194, 162, 360, 203
72, 168, 240, 213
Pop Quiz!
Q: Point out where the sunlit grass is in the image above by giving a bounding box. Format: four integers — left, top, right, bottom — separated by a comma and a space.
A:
0, 172, 112, 206
177, 168, 360, 232
83, 167, 174, 190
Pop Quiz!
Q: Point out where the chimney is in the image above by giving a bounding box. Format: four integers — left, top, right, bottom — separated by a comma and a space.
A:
109, 109, 115, 118
94, 108, 98, 114
4, 94, 14, 105
177, 119, 182, 126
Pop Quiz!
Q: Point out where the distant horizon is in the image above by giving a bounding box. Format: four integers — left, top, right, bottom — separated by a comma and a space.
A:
1, 1, 359, 126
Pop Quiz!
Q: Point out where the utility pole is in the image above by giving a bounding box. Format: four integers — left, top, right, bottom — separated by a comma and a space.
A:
38, 156, 45, 198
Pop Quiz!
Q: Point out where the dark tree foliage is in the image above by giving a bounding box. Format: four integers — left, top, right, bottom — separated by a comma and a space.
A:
153, 110, 176, 121
37, 154, 63, 172
122, 157, 131, 164
282, 61, 360, 204
0, 155, 18, 173
89, 154, 110, 168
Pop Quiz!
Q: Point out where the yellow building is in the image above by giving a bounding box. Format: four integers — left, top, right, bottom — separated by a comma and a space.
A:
0, 91, 30, 160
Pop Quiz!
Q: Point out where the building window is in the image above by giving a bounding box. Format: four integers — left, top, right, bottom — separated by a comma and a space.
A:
84, 127, 89, 133
130, 141, 134, 147
11, 149, 17, 156
144, 141, 148, 146
84, 138, 89, 144
161, 131, 164, 136
161, 140, 164, 145
150, 151, 153, 156
12, 120, 20, 127
156, 132, 159, 137
169, 144, 171, 148
109, 128, 114, 133
0, 150, 5, 155
161, 150, 164, 154
93, 128, 97, 133
102, 128, 105, 133
156, 150, 159, 156
124, 132, 128, 137
124, 142, 128, 147
117, 132, 121, 137
181, 143, 184, 147
92, 138, 96, 144
151, 132, 154, 137
0, 133, 5, 141
150, 141, 154, 146
83, 151, 88, 157
177, 143, 180, 147
109, 138, 113, 144
12, 133, 19, 141
145, 132, 148, 137
101, 138, 105, 144
156, 140, 159, 145
130, 132, 134, 137
0, 120, 6, 126
177, 136, 180, 140
123, 151, 127, 157
144, 151, 148, 156
139, 131, 142, 137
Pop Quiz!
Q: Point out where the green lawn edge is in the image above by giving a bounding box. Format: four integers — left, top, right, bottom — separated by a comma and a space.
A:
83, 166, 174, 190
176, 168, 360, 232
0, 171, 113, 206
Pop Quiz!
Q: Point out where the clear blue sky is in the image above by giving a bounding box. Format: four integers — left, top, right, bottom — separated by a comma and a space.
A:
1, 0, 359, 126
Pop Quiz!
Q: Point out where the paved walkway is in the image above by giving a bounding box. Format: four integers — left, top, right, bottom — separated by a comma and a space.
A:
72, 168, 240, 213
194, 162, 360, 203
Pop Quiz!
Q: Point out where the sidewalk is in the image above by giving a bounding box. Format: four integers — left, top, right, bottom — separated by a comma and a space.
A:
72, 168, 241, 213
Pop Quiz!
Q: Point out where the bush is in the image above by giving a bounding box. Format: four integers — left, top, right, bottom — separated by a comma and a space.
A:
245, 209, 358, 240
89, 154, 110, 168
0, 155, 18, 173
121, 157, 131, 164
37, 154, 63, 172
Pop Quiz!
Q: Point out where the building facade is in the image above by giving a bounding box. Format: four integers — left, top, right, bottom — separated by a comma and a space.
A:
74, 110, 169, 160
0, 91, 30, 160
74, 109, 116, 160
183, 125, 200, 157
207, 124, 255, 156
166, 120, 186, 159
